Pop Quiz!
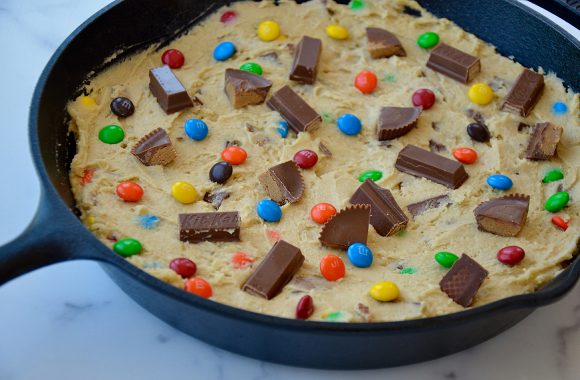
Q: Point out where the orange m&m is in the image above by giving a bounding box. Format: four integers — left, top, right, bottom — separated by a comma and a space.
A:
184, 277, 213, 298
116, 181, 143, 202
320, 254, 346, 281
452, 147, 478, 164
354, 70, 378, 94
310, 203, 337, 224
221, 146, 247, 165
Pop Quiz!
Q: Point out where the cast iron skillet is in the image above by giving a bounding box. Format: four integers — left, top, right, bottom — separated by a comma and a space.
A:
0, 0, 579, 369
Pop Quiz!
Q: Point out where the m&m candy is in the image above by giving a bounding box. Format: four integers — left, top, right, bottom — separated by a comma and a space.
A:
170, 258, 197, 278
257, 20, 280, 41
220, 10, 237, 23
354, 70, 377, 94
358, 170, 382, 182
310, 203, 337, 224
209, 161, 233, 184
349, 0, 365, 10
184, 277, 213, 298
277, 121, 289, 138
296, 295, 315, 320
337, 113, 362, 136
411, 89, 435, 109
552, 101, 568, 115
497, 246, 525, 266
320, 254, 346, 281
184, 118, 208, 141
544, 192, 569, 213
347, 243, 373, 268
116, 181, 144, 202
213, 41, 236, 61
257, 199, 282, 222
110, 97, 135, 117
468, 83, 494, 105
452, 147, 478, 164
113, 238, 142, 257
221, 146, 247, 165
240, 62, 263, 75
325, 24, 349, 40
79, 96, 96, 107
551, 216, 569, 231
161, 49, 185, 69
435, 251, 459, 268
232, 252, 254, 268
293, 150, 318, 169
369, 281, 399, 302
466, 122, 490, 142
417, 32, 439, 48
171, 181, 198, 204
98, 125, 124, 144
543, 169, 564, 183
137, 214, 160, 230
487, 174, 513, 190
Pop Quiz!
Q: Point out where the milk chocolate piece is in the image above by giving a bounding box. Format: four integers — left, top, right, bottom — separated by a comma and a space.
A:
439, 254, 488, 307
319, 205, 370, 250
289, 36, 322, 84
149, 65, 193, 114
179, 212, 240, 243
366, 27, 406, 59
474, 194, 530, 237
350, 179, 408, 236
407, 194, 451, 218
377, 107, 421, 140
426, 44, 480, 83
259, 161, 305, 204
131, 128, 176, 166
203, 191, 230, 210
395, 145, 469, 189
500, 69, 544, 117
525, 122, 563, 160
224, 69, 272, 109
242, 240, 304, 299
267, 85, 322, 133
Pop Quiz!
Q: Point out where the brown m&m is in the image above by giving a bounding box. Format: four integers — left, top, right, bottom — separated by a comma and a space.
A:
110, 97, 135, 117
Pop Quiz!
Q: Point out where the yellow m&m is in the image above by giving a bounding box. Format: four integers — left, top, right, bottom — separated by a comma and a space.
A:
325, 24, 349, 40
369, 281, 399, 302
468, 83, 494, 105
171, 181, 198, 204
257, 20, 280, 41
79, 96, 96, 107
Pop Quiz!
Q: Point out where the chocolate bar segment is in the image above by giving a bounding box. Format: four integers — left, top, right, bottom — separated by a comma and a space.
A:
407, 194, 451, 218
377, 107, 421, 140
319, 205, 370, 250
366, 27, 406, 59
439, 254, 488, 307
289, 36, 322, 84
259, 161, 305, 205
426, 43, 480, 83
525, 122, 563, 160
395, 145, 469, 189
500, 69, 544, 117
224, 68, 273, 108
149, 65, 193, 114
242, 240, 304, 299
267, 85, 322, 133
474, 194, 529, 237
131, 128, 176, 166
350, 179, 408, 236
179, 212, 240, 243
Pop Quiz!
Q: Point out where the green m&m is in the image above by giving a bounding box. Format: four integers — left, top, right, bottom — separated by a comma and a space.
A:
544, 192, 569, 213
435, 251, 459, 268
542, 169, 564, 183
113, 238, 143, 257
359, 170, 383, 182
239, 62, 263, 76
98, 125, 124, 144
417, 32, 439, 49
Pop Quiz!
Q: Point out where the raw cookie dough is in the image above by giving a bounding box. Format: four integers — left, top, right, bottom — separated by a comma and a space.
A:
68, 0, 579, 322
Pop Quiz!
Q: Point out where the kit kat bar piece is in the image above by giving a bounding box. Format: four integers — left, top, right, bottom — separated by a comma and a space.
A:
267, 85, 322, 133
500, 69, 544, 117
395, 145, 469, 189
289, 36, 322, 84
179, 212, 240, 243
149, 65, 193, 114
525, 122, 563, 160
426, 43, 480, 83
366, 27, 406, 58
439, 254, 488, 307
242, 240, 304, 299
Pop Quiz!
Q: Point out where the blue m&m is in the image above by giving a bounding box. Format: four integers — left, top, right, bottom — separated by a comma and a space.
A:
337, 114, 362, 136
184, 119, 208, 141
277, 121, 289, 138
347, 243, 373, 268
487, 174, 513, 190
257, 200, 282, 222
552, 102, 568, 115
213, 41, 236, 61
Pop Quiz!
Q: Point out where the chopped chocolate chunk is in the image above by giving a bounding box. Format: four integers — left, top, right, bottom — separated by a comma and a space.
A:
500, 69, 544, 117
377, 107, 421, 140
289, 36, 322, 84
474, 194, 530, 237
203, 191, 230, 210
355, 303, 371, 322
267, 85, 322, 133
259, 161, 305, 204
517, 122, 531, 132
426, 44, 481, 83
192, 96, 204, 106
245, 123, 255, 132
149, 65, 193, 114
407, 194, 451, 218
489, 76, 508, 91
350, 179, 408, 236
110, 97, 135, 117
395, 145, 469, 189
439, 254, 488, 307
179, 212, 240, 243
319, 205, 370, 250
402, 5, 421, 17
259, 51, 279, 62
465, 108, 485, 125
224, 69, 272, 109
525, 122, 563, 160
431, 122, 439, 131
131, 128, 176, 166
225, 140, 242, 148
242, 240, 304, 300
318, 141, 332, 156
429, 139, 447, 153
366, 27, 406, 59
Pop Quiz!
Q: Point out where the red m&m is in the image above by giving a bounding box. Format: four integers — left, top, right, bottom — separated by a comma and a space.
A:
232, 252, 254, 268
310, 203, 337, 224
412, 88, 436, 109
452, 147, 478, 164
161, 49, 185, 69
296, 295, 314, 320
497, 246, 525, 266
170, 258, 197, 278
354, 70, 378, 94
220, 10, 238, 23
293, 149, 318, 169
116, 181, 143, 202
551, 216, 569, 231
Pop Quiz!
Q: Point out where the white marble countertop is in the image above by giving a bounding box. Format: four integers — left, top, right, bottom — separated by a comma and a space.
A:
0, 1, 578, 379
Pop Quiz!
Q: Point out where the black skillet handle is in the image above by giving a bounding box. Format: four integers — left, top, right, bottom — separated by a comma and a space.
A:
0, 190, 109, 285
527, 0, 580, 28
